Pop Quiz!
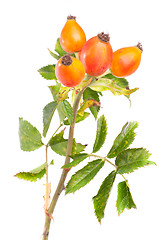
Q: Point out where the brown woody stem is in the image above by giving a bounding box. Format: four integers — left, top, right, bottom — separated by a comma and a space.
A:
44, 145, 49, 212
42, 79, 92, 239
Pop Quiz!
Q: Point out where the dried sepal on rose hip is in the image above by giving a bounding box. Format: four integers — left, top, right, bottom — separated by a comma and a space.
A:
79, 32, 113, 77
60, 15, 86, 53
55, 55, 85, 87
110, 43, 143, 77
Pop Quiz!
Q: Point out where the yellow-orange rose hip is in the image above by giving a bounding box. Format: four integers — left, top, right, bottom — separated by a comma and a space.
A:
55, 55, 85, 87
110, 43, 143, 77
60, 15, 86, 53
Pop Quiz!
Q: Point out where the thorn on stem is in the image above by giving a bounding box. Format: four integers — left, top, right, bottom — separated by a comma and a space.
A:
64, 167, 71, 173
42, 227, 49, 239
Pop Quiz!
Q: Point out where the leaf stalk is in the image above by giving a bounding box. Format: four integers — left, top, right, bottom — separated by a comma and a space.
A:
89, 154, 127, 182
89, 153, 117, 168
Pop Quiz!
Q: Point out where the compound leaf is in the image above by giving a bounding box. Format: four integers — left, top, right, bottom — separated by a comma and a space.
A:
116, 148, 155, 174
38, 64, 57, 80
19, 118, 44, 151
107, 121, 139, 158
93, 171, 116, 223
116, 181, 136, 215
93, 115, 107, 153
65, 159, 104, 194
43, 101, 58, 137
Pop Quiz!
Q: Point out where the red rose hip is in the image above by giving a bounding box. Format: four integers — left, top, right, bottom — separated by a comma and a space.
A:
79, 32, 113, 77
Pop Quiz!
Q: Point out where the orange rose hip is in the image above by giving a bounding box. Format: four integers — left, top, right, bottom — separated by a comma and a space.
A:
110, 43, 143, 77
79, 32, 113, 77
55, 55, 85, 87
60, 15, 86, 53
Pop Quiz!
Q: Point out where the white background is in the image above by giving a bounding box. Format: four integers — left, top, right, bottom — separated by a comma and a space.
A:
1, 0, 161, 239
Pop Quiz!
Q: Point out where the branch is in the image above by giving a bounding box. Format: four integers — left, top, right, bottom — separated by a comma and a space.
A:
42, 79, 92, 239
44, 145, 50, 212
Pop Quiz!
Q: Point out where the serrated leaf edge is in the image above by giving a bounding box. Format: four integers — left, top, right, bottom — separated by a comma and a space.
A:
116, 181, 137, 215
107, 121, 139, 158
93, 115, 107, 153
38, 64, 57, 80
65, 159, 104, 194
62, 153, 89, 169
43, 101, 58, 137
19, 118, 44, 151
116, 148, 155, 174
93, 170, 116, 223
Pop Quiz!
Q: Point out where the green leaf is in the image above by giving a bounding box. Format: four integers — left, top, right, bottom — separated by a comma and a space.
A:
75, 112, 90, 123
49, 84, 66, 122
62, 153, 89, 169
48, 130, 68, 156
50, 160, 54, 165
103, 73, 129, 88
43, 101, 58, 137
49, 84, 70, 102
49, 83, 61, 101
38, 64, 57, 80
65, 159, 105, 194
107, 122, 139, 158
116, 181, 136, 215
50, 85, 70, 123
57, 102, 67, 123
19, 118, 44, 151
15, 163, 46, 182
78, 99, 100, 117
61, 100, 74, 125
93, 115, 107, 153
64, 112, 90, 125
103, 74, 131, 102
93, 171, 116, 223
115, 148, 155, 174
55, 38, 67, 56
89, 78, 138, 96
72, 139, 86, 155
48, 48, 60, 60
49, 130, 86, 156
83, 87, 101, 119
57, 86, 70, 101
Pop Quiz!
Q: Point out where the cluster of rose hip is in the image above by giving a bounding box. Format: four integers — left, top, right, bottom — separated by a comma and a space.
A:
55, 15, 142, 87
